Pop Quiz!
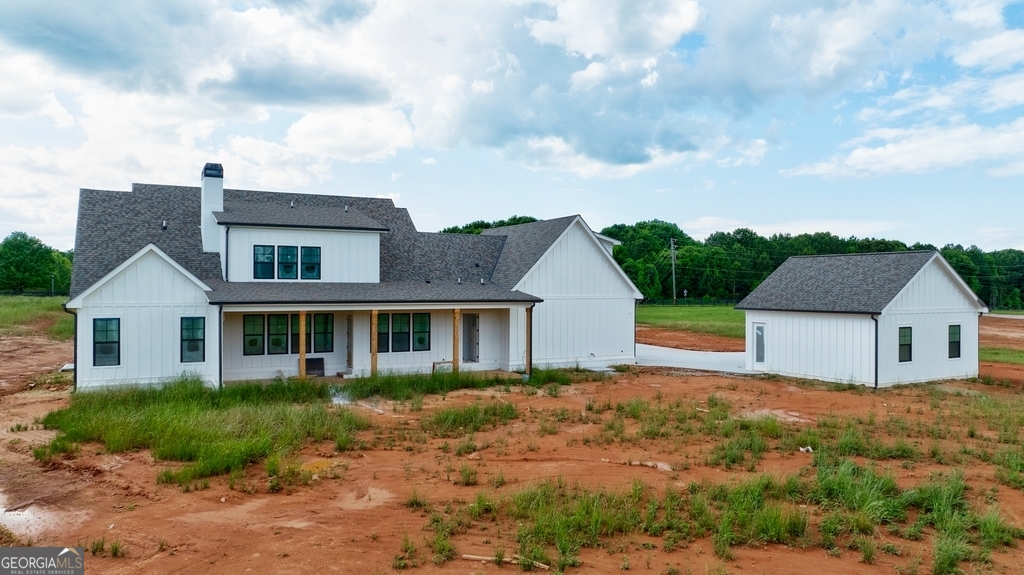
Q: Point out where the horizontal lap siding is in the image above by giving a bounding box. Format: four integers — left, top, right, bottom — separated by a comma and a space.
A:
227, 227, 379, 283
78, 251, 219, 388
517, 222, 637, 367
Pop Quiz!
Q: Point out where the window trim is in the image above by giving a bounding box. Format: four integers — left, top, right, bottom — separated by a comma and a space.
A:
301, 246, 321, 280
180, 317, 206, 363
267, 314, 290, 355
948, 324, 962, 360
413, 313, 431, 352
243, 314, 265, 356
898, 326, 912, 363
314, 313, 334, 353
93, 317, 120, 367
253, 245, 275, 280
277, 246, 298, 280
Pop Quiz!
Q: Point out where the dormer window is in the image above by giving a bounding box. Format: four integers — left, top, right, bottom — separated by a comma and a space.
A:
278, 246, 298, 279
254, 246, 274, 279
301, 247, 321, 280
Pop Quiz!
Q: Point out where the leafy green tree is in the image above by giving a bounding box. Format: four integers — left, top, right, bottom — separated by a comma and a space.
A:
441, 215, 538, 234
0, 232, 59, 292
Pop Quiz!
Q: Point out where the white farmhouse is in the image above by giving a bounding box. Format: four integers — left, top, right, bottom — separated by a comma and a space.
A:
735, 251, 988, 387
65, 164, 642, 389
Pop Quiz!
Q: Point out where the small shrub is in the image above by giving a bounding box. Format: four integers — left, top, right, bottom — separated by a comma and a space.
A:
857, 537, 875, 564
932, 534, 971, 575
110, 540, 124, 558
90, 538, 105, 556
458, 464, 478, 486
406, 490, 428, 510
491, 471, 506, 489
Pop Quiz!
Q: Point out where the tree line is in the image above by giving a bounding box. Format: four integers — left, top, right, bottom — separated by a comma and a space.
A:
0, 232, 73, 294
443, 217, 1024, 309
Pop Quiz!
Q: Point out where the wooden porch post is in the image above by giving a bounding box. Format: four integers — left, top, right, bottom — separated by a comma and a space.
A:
370, 309, 378, 377
298, 310, 307, 378
452, 308, 461, 373
525, 305, 533, 378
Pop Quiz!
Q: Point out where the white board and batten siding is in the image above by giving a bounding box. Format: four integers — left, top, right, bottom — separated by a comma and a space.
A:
226, 227, 380, 283
878, 259, 981, 385
511, 219, 641, 369
744, 311, 875, 384
74, 250, 220, 389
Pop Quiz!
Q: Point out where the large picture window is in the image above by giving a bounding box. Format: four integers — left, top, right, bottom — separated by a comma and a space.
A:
278, 246, 298, 279
377, 313, 389, 353
290, 314, 311, 354
391, 313, 411, 352
301, 247, 321, 279
181, 317, 205, 363
267, 314, 289, 354
314, 314, 334, 353
413, 313, 430, 351
243, 315, 265, 355
93, 318, 120, 366
253, 245, 275, 279
949, 325, 961, 359
898, 326, 912, 363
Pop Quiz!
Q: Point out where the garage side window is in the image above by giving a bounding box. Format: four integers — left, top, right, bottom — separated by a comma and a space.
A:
93, 318, 120, 366
181, 317, 205, 363
948, 325, 961, 359
754, 324, 765, 364
899, 327, 912, 362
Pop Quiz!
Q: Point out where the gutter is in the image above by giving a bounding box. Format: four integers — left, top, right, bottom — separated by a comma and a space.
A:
224, 226, 230, 281
218, 304, 224, 390
871, 314, 879, 389
62, 303, 77, 392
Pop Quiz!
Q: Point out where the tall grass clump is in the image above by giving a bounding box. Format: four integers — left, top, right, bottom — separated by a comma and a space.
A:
37, 376, 368, 484
423, 402, 517, 437
340, 370, 510, 401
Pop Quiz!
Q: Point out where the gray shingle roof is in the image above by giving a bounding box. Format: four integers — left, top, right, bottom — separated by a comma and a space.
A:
735, 251, 939, 314
205, 279, 540, 304
214, 201, 387, 231
481, 215, 578, 288
71, 182, 564, 305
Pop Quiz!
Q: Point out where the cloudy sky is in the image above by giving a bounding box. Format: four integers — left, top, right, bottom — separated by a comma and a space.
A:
1, 0, 1022, 252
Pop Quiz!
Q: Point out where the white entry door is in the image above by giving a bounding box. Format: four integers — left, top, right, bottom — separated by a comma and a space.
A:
753, 323, 766, 369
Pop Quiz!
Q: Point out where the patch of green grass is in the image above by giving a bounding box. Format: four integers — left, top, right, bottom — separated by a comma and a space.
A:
0, 295, 72, 340
422, 402, 518, 437
980, 347, 1024, 366
37, 376, 368, 484
932, 534, 972, 575
340, 370, 513, 401
635, 305, 744, 339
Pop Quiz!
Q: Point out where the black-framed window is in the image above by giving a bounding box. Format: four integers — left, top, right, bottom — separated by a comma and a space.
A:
413, 313, 430, 351
949, 325, 961, 359
301, 247, 321, 279
377, 313, 389, 353
290, 314, 312, 354
898, 326, 912, 363
243, 315, 265, 355
254, 245, 275, 279
278, 246, 298, 279
314, 314, 334, 353
93, 318, 120, 366
181, 317, 205, 363
267, 314, 289, 354
392, 313, 410, 353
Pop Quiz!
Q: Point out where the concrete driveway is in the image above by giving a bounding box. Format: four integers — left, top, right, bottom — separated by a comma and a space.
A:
635, 343, 753, 375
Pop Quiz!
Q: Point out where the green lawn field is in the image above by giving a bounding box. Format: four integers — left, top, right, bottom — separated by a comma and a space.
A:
635, 304, 745, 339
979, 347, 1024, 366
0, 295, 73, 340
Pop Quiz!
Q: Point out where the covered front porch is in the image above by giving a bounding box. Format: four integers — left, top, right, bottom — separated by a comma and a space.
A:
219, 303, 536, 383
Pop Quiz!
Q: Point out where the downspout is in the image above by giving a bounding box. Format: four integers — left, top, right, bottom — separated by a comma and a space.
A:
224, 226, 230, 281
218, 304, 224, 390
871, 314, 879, 389
62, 303, 77, 392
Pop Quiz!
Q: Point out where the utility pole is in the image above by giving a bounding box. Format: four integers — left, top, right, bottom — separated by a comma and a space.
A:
670, 238, 677, 306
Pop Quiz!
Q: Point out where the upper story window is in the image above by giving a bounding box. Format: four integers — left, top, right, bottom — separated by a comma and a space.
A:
254, 246, 274, 279
301, 247, 321, 280
278, 246, 298, 279
252, 244, 321, 280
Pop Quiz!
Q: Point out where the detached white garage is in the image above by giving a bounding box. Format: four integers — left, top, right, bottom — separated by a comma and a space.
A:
736, 251, 988, 387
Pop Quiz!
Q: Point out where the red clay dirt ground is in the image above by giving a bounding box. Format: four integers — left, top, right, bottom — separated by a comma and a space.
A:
2, 317, 1024, 574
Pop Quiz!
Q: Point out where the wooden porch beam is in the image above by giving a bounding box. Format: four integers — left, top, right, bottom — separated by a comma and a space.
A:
452, 308, 461, 373
298, 310, 307, 378
370, 309, 378, 377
